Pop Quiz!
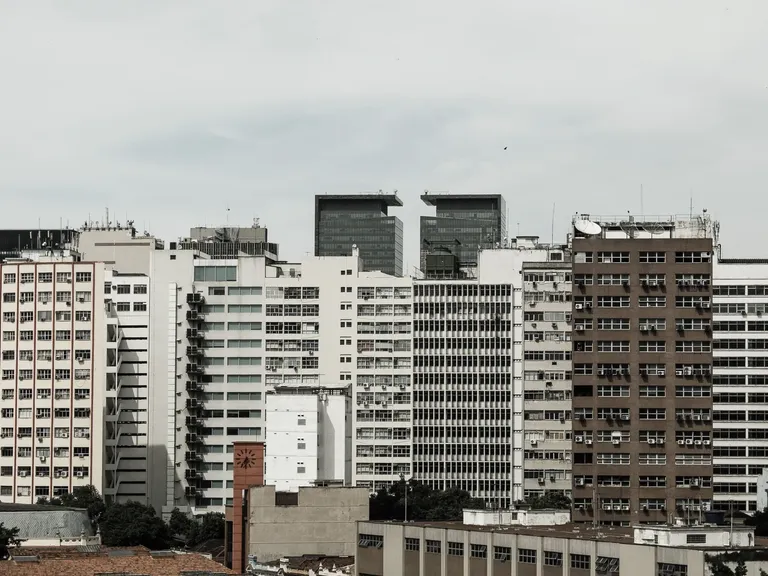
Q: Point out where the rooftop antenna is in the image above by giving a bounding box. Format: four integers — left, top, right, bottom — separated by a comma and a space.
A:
689, 192, 693, 219
551, 203, 556, 245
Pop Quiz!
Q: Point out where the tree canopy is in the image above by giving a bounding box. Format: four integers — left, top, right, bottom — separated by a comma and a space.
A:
524, 492, 572, 510
743, 508, 768, 536
370, 481, 484, 522
0, 523, 22, 560
37, 486, 224, 550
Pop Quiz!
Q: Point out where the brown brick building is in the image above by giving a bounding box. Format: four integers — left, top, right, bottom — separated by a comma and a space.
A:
570, 214, 714, 525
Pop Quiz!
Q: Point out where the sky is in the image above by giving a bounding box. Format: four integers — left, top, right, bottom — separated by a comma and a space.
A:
1, 1, 767, 268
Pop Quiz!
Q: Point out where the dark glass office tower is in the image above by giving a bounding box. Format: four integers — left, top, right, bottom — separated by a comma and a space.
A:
315, 194, 404, 276
420, 193, 506, 278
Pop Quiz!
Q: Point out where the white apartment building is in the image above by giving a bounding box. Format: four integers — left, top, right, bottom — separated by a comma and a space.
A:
0, 255, 106, 503
711, 256, 768, 513
521, 258, 573, 499
102, 271, 151, 504
412, 239, 567, 507
265, 385, 351, 491
147, 241, 411, 515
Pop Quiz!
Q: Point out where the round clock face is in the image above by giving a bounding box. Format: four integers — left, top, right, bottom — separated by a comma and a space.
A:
235, 448, 257, 469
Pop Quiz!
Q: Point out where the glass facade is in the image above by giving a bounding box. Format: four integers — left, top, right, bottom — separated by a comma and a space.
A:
420, 195, 506, 277
315, 196, 403, 276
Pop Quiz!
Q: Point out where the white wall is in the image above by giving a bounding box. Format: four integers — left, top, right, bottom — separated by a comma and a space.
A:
266, 395, 320, 491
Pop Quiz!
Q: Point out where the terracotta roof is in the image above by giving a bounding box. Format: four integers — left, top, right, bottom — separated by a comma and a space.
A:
0, 545, 235, 576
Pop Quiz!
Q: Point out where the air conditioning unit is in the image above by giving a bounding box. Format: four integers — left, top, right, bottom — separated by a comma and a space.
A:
703, 440, 711, 446
621, 414, 629, 421
693, 415, 701, 421
575, 436, 584, 443
658, 439, 665, 445
575, 478, 585, 486
612, 439, 621, 445
597, 369, 605, 376
647, 439, 656, 445
575, 304, 583, 310
575, 324, 584, 331
659, 369, 666, 377
76, 471, 84, 478
677, 440, 685, 446
530, 439, 538, 446
640, 325, 649, 332
685, 439, 694, 445
694, 440, 702, 445
691, 479, 700, 487
585, 439, 593, 445
676, 370, 684, 376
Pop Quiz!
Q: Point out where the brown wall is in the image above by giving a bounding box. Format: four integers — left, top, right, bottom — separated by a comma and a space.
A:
230, 441, 264, 573
571, 236, 713, 524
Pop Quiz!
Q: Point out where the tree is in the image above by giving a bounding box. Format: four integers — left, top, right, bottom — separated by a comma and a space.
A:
0, 523, 23, 559
37, 485, 106, 523
166, 508, 225, 547
369, 481, 484, 522
98, 501, 170, 550
525, 492, 572, 510
168, 508, 196, 539
735, 560, 748, 576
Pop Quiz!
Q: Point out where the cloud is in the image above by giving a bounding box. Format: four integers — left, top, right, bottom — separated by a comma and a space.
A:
0, 0, 767, 262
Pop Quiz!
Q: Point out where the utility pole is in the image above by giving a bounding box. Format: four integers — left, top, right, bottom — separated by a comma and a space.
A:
401, 473, 408, 522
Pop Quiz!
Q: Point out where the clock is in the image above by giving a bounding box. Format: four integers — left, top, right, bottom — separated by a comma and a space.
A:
235, 448, 258, 469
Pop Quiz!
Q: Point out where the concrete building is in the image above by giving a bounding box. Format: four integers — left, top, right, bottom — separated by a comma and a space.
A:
77, 223, 163, 275
419, 193, 506, 278
247, 485, 369, 563
102, 270, 152, 504
0, 253, 106, 503
571, 213, 715, 525
265, 385, 352, 492
356, 519, 767, 576
314, 194, 404, 277
522, 254, 573, 501
711, 255, 768, 514
412, 239, 568, 507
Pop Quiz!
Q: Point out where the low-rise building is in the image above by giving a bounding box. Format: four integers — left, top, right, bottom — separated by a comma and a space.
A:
0, 503, 98, 548
356, 520, 768, 576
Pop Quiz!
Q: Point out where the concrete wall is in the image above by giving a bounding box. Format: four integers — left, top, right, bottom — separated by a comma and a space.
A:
248, 485, 369, 562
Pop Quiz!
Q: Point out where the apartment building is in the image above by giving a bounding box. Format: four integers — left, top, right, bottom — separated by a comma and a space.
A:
102, 271, 151, 504
0, 254, 106, 503
412, 240, 567, 507
265, 385, 351, 492
571, 213, 715, 525
711, 256, 768, 513
521, 258, 573, 500
147, 236, 411, 515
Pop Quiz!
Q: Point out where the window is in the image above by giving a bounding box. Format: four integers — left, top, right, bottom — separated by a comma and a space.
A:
571, 553, 590, 570
426, 540, 441, 554
595, 557, 620, 574
597, 252, 630, 263
658, 563, 688, 576
405, 538, 419, 552
597, 296, 630, 308
193, 266, 237, 282
470, 544, 487, 559
676, 251, 711, 263
597, 341, 630, 352
447, 542, 463, 556
639, 341, 666, 353
640, 251, 666, 263
358, 534, 383, 549
518, 549, 536, 564
639, 296, 666, 307
544, 551, 563, 566
493, 546, 511, 561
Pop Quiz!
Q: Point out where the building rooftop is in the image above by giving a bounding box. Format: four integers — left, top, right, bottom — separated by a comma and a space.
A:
0, 546, 233, 576
363, 520, 768, 550
421, 193, 504, 207
315, 193, 403, 207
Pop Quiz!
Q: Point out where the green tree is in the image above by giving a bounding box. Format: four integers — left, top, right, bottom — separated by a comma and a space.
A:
0, 523, 23, 559
369, 481, 484, 522
167, 508, 196, 539
743, 507, 768, 536
525, 492, 572, 510
735, 559, 748, 576
37, 484, 106, 523
187, 512, 225, 546
98, 501, 170, 550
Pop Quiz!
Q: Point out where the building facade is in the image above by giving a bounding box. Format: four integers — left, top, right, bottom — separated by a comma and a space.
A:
0, 255, 106, 503
314, 194, 404, 276
420, 193, 506, 278
412, 241, 567, 507
522, 258, 573, 500
265, 385, 351, 492
711, 256, 768, 513
571, 214, 715, 525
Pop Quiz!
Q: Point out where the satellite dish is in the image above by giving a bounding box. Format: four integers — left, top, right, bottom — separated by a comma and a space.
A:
574, 219, 602, 236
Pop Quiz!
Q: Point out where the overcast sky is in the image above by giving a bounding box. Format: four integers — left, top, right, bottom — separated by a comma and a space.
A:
1, 1, 767, 267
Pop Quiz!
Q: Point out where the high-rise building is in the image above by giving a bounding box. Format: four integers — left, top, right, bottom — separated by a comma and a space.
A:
522, 254, 573, 500
570, 213, 715, 525
711, 256, 768, 514
314, 194, 403, 276
419, 193, 506, 278
0, 248, 106, 503
412, 239, 567, 507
